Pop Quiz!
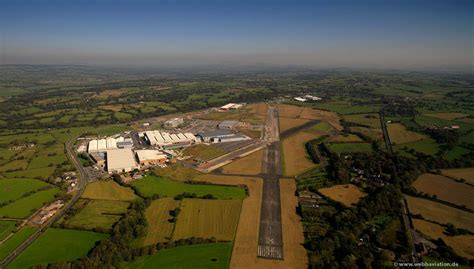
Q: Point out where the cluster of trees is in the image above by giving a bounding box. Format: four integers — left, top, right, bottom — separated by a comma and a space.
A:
305, 135, 329, 164
174, 192, 216, 200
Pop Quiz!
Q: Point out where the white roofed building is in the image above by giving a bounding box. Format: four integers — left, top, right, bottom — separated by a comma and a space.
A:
106, 149, 139, 174
135, 150, 168, 166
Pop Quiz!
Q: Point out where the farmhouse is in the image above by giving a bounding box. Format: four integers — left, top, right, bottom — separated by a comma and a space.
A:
135, 150, 168, 166
218, 120, 239, 129
106, 148, 139, 174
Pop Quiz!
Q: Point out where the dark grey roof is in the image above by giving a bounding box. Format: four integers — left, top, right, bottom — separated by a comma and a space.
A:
218, 120, 239, 127
197, 130, 233, 138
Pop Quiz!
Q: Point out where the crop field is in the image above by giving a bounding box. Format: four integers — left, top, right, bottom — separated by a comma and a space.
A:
441, 168, 474, 185
282, 132, 322, 176
221, 149, 263, 175
0, 226, 37, 260
82, 180, 139, 201
279, 117, 310, 133
424, 112, 469, 121
0, 220, 17, 241
132, 175, 246, 199
329, 134, 364, 143
183, 144, 227, 161
394, 138, 439, 155
415, 115, 474, 131
172, 199, 241, 241
328, 143, 372, 153
0, 178, 50, 204
343, 113, 381, 128
413, 219, 474, 259
406, 196, 474, 231
412, 174, 474, 209
8, 228, 108, 269
133, 198, 179, 247
64, 199, 130, 230
123, 243, 233, 269
387, 123, 427, 144
0, 187, 61, 218
318, 184, 367, 207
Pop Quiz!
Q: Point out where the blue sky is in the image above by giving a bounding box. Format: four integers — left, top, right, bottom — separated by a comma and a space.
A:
0, 0, 472, 69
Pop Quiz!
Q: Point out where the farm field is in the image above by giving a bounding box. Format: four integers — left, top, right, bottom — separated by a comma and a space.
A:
82, 180, 139, 201
0, 178, 50, 204
424, 112, 469, 121
123, 243, 233, 269
343, 113, 381, 128
329, 134, 364, 143
133, 198, 179, 247
311, 122, 333, 131
349, 126, 383, 140
172, 199, 241, 241
412, 174, 474, 209
394, 138, 439, 155
221, 149, 263, 175
183, 144, 227, 161
196, 103, 266, 125
281, 131, 321, 176
309, 101, 380, 115
441, 168, 474, 185
7, 228, 108, 269
0, 227, 37, 260
131, 175, 246, 199
328, 143, 372, 153
0, 220, 16, 241
154, 164, 199, 181
276, 104, 342, 130
387, 123, 427, 144
413, 219, 474, 259
0, 187, 61, 219
278, 117, 310, 133
445, 146, 470, 160
63, 199, 130, 230
318, 184, 367, 207
406, 196, 474, 231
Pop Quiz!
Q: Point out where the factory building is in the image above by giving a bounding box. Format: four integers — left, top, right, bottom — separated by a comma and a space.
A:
294, 97, 307, 102
197, 130, 250, 143
218, 120, 239, 129
106, 149, 139, 174
144, 130, 198, 149
135, 150, 168, 166
90, 152, 106, 168
88, 137, 125, 153
304, 95, 322, 101
219, 103, 243, 111
164, 118, 184, 128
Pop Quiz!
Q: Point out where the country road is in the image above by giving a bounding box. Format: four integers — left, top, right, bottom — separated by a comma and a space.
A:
0, 137, 88, 269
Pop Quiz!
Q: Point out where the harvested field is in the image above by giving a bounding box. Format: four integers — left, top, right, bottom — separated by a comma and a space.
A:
172, 199, 241, 241
387, 123, 427, 144
424, 112, 468, 121
306, 109, 342, 130
412, 174, 474, 209
276, 104, 304, 118
279, 117, 310, 133
99, 104, 123, 112
441, 168, 474, 185
413, 219, 474, 259
134, 198, 179, 247
222, 149, 263, 175
406, 196, 474, 231
82, 180, 139, 201
282, 132, 321, 176
319, 184, 367, 207
277, 104, 342, 130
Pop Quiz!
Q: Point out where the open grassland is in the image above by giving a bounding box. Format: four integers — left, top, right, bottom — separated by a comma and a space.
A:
8, 228, 108, 269
123, 243, 232, 269
196, 103, 266, 125
311, 122, 334, 131
319, 184, 367, 207
412, 174, 474, 209
132, 175, 246, 199
4, 167, 56, 180
343, 113, 381, 128
0, 187, 61, 218
172, 199, 241, 241
282, 132, 321, 176
310, 101, 380, 115
424, 112, 469, 121
183, 144, 227, 161
0, 178, 50, 204
82, 180, 139, 201
413, 219, 474, 259
154, 164, 199, 181
277, 104, 342, 130
133, 198, 179, 247
328, 143, 372, 153
329, 134, 364, 143
394, 138, 439, 155
279, 117, 310, 133
0, 220, 17, 241
350, 126, 383, 140
442, 168, 474, 185
387, 123, 427, 144
64, 199, 130, 230
221, 149, 263, 175
406, 196, 474, 231
445, 146, 471, 160
0, 227, 37, 260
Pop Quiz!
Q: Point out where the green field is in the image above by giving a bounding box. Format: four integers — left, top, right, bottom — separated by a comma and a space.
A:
445, 146, 470, 160
328, 143, 372, 153
132, 175, 246, 199
122, 243, 232, 269
5, 166, 56, 180
0, 187, 61, 218
311, 122, 334, 131
183, 144, 227, 161
0, 227, 37, 260
310, 102, 380, 114
0, 220, 17, 241
82, 180, 139, 201
0, 178, 50, 204
7, 228, 108, 269
394, 138, 439, 155
343, 113, 381, 128
63, 199, 130, 230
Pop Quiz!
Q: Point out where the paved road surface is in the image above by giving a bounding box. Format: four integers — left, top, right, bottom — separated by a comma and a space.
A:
0, 138, 88, 269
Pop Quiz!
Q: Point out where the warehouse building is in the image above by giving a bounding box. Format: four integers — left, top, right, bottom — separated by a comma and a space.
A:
144, 130, 198, 149
197, 130, 250, 143
218, 120, 239, 129
135, 150, 168, 166
106, 149, 139, 174
219, 103, 243, 111
88, 137, 125, 153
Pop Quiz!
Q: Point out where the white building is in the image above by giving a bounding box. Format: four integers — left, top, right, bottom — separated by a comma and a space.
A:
88, 136, 127, 153
106, 149, 139, 174
219, 103, 243, 111
304, 95, 322, 101
294, 97, 307, 102
144, 130, 198, 149
135, 150, 168, 166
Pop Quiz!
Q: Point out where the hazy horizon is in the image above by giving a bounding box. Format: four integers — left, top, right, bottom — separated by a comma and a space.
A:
1, 0, 473, 70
